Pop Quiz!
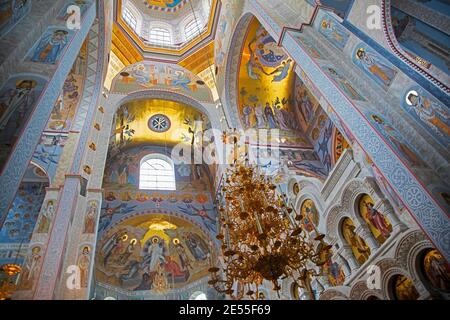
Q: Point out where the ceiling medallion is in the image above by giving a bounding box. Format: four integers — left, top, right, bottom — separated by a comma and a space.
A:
148, 114, 171, 133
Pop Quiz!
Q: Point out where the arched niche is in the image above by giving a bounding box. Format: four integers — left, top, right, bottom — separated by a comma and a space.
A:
94, 212, 218, 296
415, 248, 450, 298
356, 193, 393, 245
339, 217, 371, 265
388, 274, 420, 300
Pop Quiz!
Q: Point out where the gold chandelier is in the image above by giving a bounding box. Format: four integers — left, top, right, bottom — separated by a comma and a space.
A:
208, 154, 331, 300
0, 264, 21, 300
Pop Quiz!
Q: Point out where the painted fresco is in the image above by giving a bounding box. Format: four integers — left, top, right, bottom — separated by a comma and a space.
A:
316, 11, 350, 50
299, 199, 319, 233
309, 109, 334, 174
323, 66, 365, 101
103, 145, 214, 194
83, 201, 99, 234
402, 86, 449, 148
368, 113, 426, 168
332, 128, 350, 164
421, 249, 450, 293
46, 37, 88, 132
144, 0, 185, 9
318, 243, 345, 287
0, 182, 47, 243
17, 244, 42, 290
32, 133, 67, 180
341, 217, 371, 265
215, 0, 243, 90
358, 194, 392, 244
294, 76, 320, 132
0, 74, 47, 170
111, 62, 213, 102
352, 42, 398, 89
95, 215, 212, 293
0, 0, 31, 37
237, 18, 308, 147
77, 245, 92, 288
296, 35, 324, 60
392, 274, 419, 300
280, 148, 328, 180
26, 26, 74, 64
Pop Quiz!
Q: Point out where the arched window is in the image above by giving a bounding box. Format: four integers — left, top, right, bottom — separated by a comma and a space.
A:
148, 28, 172, 46
185, 19, 202, 41
139, 154, 176, 190
122, 6, 137, 31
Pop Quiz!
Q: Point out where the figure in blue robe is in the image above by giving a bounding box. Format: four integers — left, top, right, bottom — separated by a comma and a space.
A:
31, 29, 69, 64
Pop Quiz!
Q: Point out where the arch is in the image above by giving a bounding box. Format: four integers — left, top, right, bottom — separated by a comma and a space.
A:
381, 0, 450, 93
110, 61, 215, 104
223, 12, 254, 128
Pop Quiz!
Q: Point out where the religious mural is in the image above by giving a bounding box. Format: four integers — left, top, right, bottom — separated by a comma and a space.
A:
341, 217, 371, 265
352, 43, 398, 89
214, 0, 243, 90
299, 199, 319, 233
46, 37, 88, 133
421, 248, 450, 293
0, 74, 47, 171
0, 0, 31, 37
316, 11, 350, 50
280, 148, 328, 180
237, 18, 308, 147
294, 76, 320, 132
83, 201, 98, 234
17, 245, 42, 290
32, 134, 67, 180
358, 194, 392, 244
317, 242, 345, 287
0, 182, 47, 243
35, 199, 56, 234
368, 113, 425, 168
26, 26, 74, 64
332, 128, 350, 164
391, 274, 420, 300
77, 245, 92, 288
111, 62, 213, 102
323, 66, 365, 101
95, 215, 212, 293
402, 86, 449, 148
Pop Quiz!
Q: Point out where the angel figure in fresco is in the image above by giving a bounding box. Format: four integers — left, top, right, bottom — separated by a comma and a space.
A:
177, 204, 216, 232
31, 29, 69, 64
405, 90, 450, 138
0, 79, 36, 131
98, 203, 137, 232
171, 71, 192, 92
268, 59, 292, 83
363, 200, 391, 239
77, 246, 90, 288
36, 200, 55, 233
101, 229, 127, 266
355, 48, 397, 87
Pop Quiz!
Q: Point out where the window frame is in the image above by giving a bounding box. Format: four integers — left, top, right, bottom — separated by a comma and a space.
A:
148, 27, 172, 46
139, 154, 176, 191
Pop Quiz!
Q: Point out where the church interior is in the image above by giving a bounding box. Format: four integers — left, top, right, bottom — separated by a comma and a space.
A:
0, 0, 449, 301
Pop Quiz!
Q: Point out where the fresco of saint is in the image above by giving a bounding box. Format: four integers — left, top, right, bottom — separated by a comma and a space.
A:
359, 194, 392, 244
30, 28, 70, 64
